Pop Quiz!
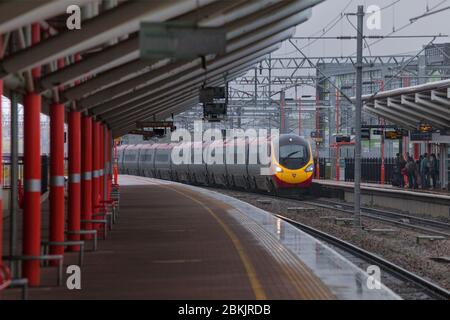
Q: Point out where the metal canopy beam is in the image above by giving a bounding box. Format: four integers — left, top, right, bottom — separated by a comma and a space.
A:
68, 1, 312, 108
374, 101, 421, 126
51, 0, 246, 99
39, 34, 140, 91
105, 61, 250, 125
110, 59, 260, 131
401, 95, 450, 122
0, 0, 91, 34
363, 105, 415, 129
105, 47, 275, 129
0, 0, 219, 77
89, 29, 290, 118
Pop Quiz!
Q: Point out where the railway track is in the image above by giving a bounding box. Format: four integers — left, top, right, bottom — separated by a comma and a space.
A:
275, 214, 450, 300
303, 198, 450, 237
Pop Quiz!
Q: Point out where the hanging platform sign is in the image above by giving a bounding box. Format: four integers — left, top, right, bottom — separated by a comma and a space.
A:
410, 130, 432, 141
140, 22, 227, 60
361, 128, 371, 140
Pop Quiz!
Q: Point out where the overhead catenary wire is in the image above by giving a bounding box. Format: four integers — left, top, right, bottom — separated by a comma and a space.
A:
366, 36, 437, 101
273, 0, 354, 57
361, 0, 449, 53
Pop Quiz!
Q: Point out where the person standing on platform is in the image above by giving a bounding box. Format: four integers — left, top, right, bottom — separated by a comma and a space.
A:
393, 153, 405, 187
420, 153, 430, 189
429, 154, 438, 189
406, 156, 417, 189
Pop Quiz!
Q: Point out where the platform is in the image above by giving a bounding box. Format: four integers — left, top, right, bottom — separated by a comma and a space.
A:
313, 179, 450, 218
1, 176, 399, 300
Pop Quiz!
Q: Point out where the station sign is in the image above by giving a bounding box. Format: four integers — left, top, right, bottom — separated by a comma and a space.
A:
140, 22, 226, 60
334, 135, 351, 143
384, 129, 407, 140
385, 131, 401, 139
203, 102, 227, 122
361, 128, 370, 140
410, 130, 432, 141
372, 129, 383, 135
418, 122, 433, 133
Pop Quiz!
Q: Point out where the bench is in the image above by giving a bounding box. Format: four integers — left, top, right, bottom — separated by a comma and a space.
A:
81, 219, 108, 240
2, 255, 63, 286
41, 240, 85, 266
65, 230, 98, 251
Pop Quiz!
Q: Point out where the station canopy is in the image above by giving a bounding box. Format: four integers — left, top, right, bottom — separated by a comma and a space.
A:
362, 79, 450, 131
0, 0, 324, 138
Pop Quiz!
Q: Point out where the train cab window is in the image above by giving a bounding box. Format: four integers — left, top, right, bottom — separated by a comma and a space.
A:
277, 136, 309, 170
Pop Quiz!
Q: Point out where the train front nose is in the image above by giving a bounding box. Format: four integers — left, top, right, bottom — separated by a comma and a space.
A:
272, 134, 313, 188
273, 164, 314, 187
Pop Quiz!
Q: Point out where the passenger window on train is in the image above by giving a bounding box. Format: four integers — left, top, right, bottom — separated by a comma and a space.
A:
156, 154, 168, 162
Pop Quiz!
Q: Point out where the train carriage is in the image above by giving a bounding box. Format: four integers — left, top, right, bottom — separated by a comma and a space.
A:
138, 144, 156, 177
153, 143, 173, 180
119, 134, 314, 193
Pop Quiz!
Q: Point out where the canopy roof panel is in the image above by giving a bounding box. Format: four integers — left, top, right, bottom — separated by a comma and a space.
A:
362, 79, 450, 130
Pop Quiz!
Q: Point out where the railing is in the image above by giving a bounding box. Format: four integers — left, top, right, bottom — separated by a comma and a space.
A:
344, 157, 395, 184
316, 157, 395, 184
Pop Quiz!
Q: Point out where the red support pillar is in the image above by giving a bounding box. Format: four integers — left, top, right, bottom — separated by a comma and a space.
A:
106, 128, 112, 201
315, 94, 320, 179
23, 93, 42, 286
92, 121, 100, 215
99, 124, 104, 204
49, 103, 65, 258
379, 80, 385, 185
335, 89, 340, 181
380, 117, 386, 185
298, 97, 302, 136
336, 89, 340, 134
413, 143, 420, 161
23, 23, 42, 286
68, 111, 81, 250
114, 139, 118, 186
0, 35, 3, 266
81, 116, 93, 236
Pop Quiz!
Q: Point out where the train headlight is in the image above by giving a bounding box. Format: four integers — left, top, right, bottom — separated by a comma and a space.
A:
275, 166, 283, 173
305, 164, 314, 173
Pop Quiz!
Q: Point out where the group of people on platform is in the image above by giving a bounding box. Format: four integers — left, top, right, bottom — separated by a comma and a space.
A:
392, 152, 439, 189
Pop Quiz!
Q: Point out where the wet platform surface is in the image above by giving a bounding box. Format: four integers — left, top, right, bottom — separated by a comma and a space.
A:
1, 175, 399, 299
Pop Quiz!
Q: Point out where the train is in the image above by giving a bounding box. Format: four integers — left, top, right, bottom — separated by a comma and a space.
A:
117, 133, 314, 194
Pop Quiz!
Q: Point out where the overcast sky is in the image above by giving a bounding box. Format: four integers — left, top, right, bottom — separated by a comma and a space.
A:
274, 0, 450, 58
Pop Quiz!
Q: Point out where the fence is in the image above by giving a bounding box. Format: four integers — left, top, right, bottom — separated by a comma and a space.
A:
344, 157, 395, 184
2, 155, 49, 194
316, 157, 395, 184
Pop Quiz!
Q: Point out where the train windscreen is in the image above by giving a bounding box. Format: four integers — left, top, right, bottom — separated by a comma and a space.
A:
277, 136, 309, 170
